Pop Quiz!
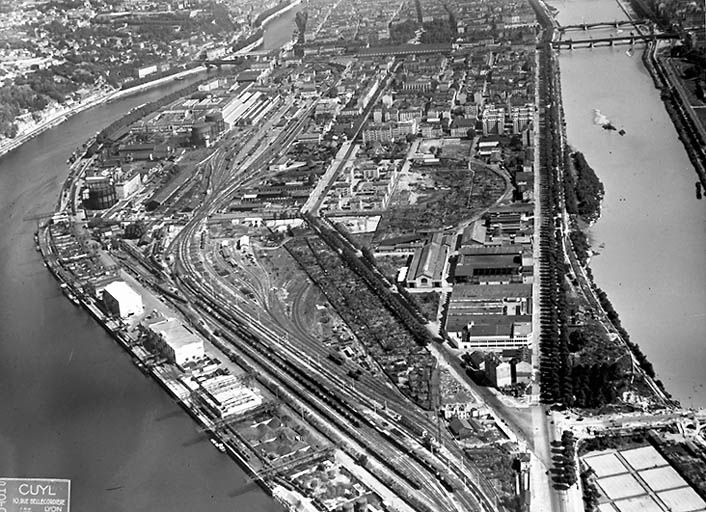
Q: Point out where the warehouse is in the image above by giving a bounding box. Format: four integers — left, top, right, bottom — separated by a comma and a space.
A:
103, 280, 144, 318
184, 374, 263, 420
146, 318, 205, 367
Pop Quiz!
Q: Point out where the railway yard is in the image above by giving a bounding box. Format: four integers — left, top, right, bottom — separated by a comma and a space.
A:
34, 10, 706, 510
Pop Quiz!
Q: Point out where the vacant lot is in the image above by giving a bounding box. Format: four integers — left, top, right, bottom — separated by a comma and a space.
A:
374, 163, 506, 242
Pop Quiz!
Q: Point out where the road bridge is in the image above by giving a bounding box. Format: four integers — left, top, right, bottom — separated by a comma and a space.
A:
203, 58, 245, 68
553, 33, 677, 49
557, 19, 647, 32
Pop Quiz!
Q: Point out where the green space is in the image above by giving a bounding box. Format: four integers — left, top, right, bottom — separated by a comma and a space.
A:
374, 163, 506, 242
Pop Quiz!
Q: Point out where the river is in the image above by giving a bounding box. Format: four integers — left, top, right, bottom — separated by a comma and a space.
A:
0, 79, 282, 510
549, 0, 706, 408
261, 2, 303, 50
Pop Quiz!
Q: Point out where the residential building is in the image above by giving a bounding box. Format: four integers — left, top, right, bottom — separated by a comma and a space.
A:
485, 353, 512, 387
482, 105, 505, 135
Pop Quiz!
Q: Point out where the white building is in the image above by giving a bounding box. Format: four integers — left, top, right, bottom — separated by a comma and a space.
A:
114, 172, 141, 199
137, 64, 157, 79
482, 105, 505, 135
147, 318, 205, 367
442, 403, 481, 420
103, 281, 144, 318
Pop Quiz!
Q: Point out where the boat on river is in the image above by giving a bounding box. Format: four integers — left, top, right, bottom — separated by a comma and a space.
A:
210, 438, 226, 453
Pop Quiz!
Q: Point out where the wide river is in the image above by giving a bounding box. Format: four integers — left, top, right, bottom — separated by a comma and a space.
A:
0, 9, 299, 512
549, 0, 706, 407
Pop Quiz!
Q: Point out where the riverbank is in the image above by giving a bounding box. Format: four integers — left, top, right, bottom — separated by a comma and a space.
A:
35, 219, 281, 502
0, 65, 206, 161
548, 0, 706, 408
258, 0, 302, 30
641, 41, 706, 187
532, 0, 678, 409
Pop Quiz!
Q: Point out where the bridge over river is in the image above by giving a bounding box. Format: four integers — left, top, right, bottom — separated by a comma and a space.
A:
553, 32, 678, 49
558, 19, 648, 32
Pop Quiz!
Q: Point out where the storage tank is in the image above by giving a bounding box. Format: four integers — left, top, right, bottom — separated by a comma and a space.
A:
84, 179, 117, 210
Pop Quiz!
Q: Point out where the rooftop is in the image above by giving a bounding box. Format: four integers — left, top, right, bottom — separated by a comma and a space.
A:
104, 280, 141, 303
149, 318, 201, 350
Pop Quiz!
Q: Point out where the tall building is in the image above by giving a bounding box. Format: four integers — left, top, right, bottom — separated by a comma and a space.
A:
482, 105, 505, 135
510, 104, 533, 134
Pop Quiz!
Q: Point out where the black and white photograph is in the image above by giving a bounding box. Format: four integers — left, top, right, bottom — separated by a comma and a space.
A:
0, 0, 704, 510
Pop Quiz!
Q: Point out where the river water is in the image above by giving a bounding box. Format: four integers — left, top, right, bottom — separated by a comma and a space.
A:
549, 0, 706, 408
261, 3, 302, 50
0, 74, 283, 512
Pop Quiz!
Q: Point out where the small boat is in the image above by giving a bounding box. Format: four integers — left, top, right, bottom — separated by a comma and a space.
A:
210, 438, 226, 452
697, 182, 702, 200
618, 129, 626, 136
625, 48, 633, 57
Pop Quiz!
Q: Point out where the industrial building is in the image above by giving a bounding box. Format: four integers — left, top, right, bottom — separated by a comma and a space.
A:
184, 373, 263, 420
103, 280, 144, 318
114, 169, 142, 199
405, 233, 452, 288
447, 314, 532, 351
453, 246, 530, 285
145, 318, 205, 367
446, 283, 533, 319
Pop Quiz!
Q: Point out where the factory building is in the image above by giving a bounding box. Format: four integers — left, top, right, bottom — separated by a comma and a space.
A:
184, 374, 263, 420
114, 170, 141, 199
145, 318, 205, 367
103, 280, 144, 318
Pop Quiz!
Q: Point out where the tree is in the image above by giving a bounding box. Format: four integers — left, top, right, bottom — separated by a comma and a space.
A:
124, 221, 146, 239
